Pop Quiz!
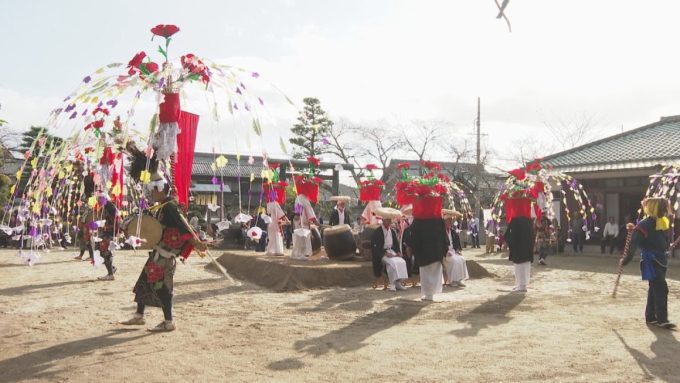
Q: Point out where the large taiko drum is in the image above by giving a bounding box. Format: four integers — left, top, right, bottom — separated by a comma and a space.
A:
358, 224, 380, 260
124, 215, 162, 249
323, 224, 357, 260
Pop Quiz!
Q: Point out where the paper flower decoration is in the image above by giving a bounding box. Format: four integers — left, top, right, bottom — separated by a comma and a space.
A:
215, 155, 228, 168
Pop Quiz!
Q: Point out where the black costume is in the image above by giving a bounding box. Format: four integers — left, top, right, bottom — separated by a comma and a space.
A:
506, 216, 534, 264
329, 209, 351, 226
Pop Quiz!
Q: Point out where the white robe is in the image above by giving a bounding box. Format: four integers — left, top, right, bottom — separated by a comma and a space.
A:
443, 230, 469, 284
292, 195, 316, 259
443, 251, 469, 284
292, 228, 312, 259
266, 201, 285, 256
361, 200, 382, 225
514, 261, 531, 291
381, 226, 408, 284
419, 262, 443, 299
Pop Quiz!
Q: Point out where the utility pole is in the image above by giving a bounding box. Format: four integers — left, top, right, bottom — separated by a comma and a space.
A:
475, 97, 481, 221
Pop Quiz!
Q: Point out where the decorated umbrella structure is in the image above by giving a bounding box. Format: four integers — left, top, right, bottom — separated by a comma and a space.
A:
490, 159, 597, 240
359, 164, 385, 224
640, 164, 680, 232
0, 24, 294, 265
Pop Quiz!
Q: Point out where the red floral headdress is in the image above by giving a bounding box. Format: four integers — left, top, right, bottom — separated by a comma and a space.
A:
294, 156, 322, 203
359, 164, 384, 202
397, 160, 449, 218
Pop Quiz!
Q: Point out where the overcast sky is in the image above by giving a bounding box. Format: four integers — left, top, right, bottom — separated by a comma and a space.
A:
2, 0, 680, 171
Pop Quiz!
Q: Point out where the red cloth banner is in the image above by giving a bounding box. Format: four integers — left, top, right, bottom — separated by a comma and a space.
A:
111, 152, 124, 208
175, 111, 199, 208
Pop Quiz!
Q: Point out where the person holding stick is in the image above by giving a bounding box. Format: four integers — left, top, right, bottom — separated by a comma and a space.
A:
121, 171, 207, 332
619, 197, 675, 330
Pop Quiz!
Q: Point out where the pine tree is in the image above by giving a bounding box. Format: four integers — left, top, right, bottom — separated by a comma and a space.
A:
289, 97, 333, 159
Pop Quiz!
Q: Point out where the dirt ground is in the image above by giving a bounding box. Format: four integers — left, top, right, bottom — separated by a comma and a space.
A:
1, 247, 679, 383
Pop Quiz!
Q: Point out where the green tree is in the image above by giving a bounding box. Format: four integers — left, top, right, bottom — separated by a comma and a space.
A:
19, 126, 63, 152
0, 174, 10, 207
289, 97, 333, 159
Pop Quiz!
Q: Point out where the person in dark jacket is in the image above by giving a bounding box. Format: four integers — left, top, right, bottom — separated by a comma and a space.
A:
622, 197, 675, 329
329, 196, 352, 226
371, 209, 408, 291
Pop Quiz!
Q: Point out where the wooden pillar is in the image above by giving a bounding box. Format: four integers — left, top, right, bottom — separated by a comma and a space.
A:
332, 169, 340, 196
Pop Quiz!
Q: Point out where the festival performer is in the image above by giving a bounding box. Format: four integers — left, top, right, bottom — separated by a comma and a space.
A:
371, 207, 408, 292
502, 168, 540, 292
121, 171, 207, 332
404, 161, 448, 301
263, 168, 289, 256
535, 216, 555, 266
329, 196, 352, 226
442, 209, 469, 287
621, 197, 675, 329
359, 164, 384, 225
73, 219, 93, 261
97, 194, 121, 281
292, 157, 321, 259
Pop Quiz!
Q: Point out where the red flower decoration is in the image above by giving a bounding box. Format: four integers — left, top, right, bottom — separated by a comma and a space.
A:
84, 120, 104, 131
144, 62, 159, 74
366, 164, 379, 171
269, 162, 280, 169
307, 156, 321, 167
127, 51, 147, 74
150, 24, 180, 38
92, 107, 109, 116
396, 162, 411, 170
162, 227, 185, 249
526, 160, 542, 173
508, 168, 526, 180
420, 160, 442, 171
312, 177, 323, 184
181, 53, 211, 84
145, 261, 165, 283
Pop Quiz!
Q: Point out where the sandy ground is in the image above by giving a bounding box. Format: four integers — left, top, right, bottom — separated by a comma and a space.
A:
1, 247, 679, 383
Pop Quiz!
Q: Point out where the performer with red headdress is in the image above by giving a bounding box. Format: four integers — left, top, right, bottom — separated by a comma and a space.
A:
292, 157, 321, 259
264, 163, 289, 256
403, 161, 449, 301
502, 168, 541, 292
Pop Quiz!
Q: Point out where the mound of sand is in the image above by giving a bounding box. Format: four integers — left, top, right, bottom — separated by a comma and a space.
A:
215, 250, 494, 292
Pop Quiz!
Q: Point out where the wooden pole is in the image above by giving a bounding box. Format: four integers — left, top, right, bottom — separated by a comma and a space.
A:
612, 223, 635, 298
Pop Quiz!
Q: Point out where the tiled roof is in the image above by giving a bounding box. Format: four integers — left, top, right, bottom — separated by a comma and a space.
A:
542, 116, 680, 172
191, 152, 352, 177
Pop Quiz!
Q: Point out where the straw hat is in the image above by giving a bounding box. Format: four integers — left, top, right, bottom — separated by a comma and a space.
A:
442, 209, 462, 219
401, 205, 413, 217
329, 195, 351, 203
374, 207, 403, 220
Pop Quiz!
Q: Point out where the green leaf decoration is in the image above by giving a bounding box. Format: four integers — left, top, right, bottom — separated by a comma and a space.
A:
157, 45, 167, 59
252, 118, 262, 136
149, 113, 159, 134
279, 137, 288, 155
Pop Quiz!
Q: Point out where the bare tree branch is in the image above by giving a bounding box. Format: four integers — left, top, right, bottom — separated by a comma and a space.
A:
543, 112, 601, 151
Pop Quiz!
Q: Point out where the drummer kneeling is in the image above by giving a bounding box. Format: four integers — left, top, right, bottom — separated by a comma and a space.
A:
371, 208, 408, 292
443, 209, 469, 287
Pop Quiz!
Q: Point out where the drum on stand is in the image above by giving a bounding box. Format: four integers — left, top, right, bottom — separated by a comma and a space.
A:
358, 224, 380, 260
124, 215, 162, 250
323, 224, 357, 261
